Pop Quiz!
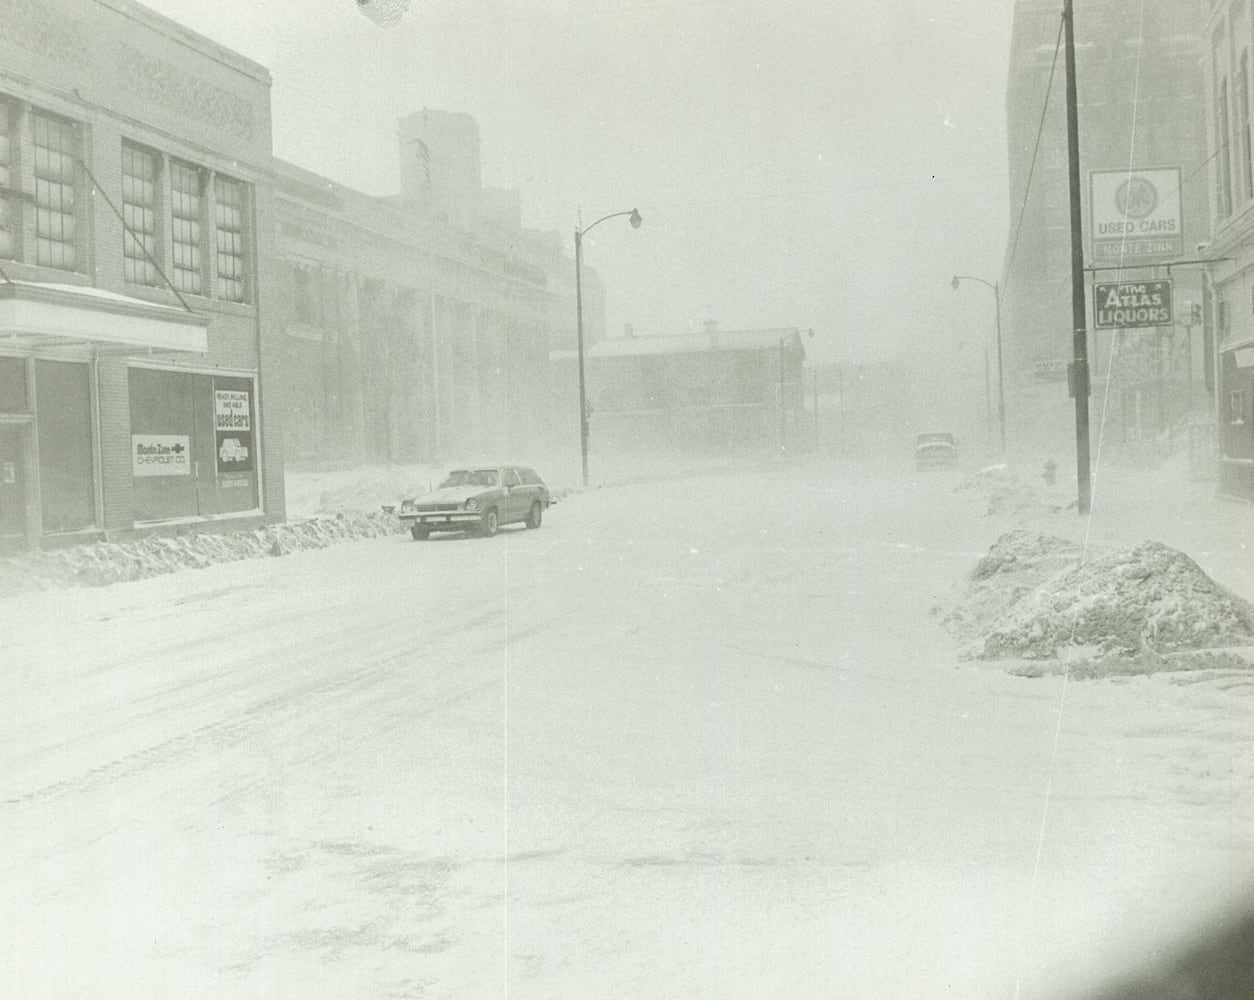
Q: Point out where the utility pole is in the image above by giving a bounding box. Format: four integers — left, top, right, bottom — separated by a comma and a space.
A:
983, 345, 993, 453
1064, 0, 1092, 514
574, 221, 590, 486
993, 280, 1006, 454
813, 368, 820, 449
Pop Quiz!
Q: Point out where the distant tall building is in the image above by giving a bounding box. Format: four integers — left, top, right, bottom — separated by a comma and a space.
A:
1002, 0, 1210, 451
397, 109, 483, 231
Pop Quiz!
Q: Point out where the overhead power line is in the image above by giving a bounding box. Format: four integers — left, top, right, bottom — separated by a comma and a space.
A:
1003, 12, 1065, 295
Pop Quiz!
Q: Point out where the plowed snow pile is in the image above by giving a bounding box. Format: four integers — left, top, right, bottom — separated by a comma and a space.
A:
0, 512, 405, 598
947, 530, 1254, 677
955, 464, 1066, 517
0, 463, 571, 598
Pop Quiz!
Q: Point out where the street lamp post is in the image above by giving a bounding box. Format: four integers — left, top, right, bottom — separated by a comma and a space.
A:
951, 274, 1006, 453
575, 208, 642, 487
778, 328, 814, 452
958, 340, 993, 451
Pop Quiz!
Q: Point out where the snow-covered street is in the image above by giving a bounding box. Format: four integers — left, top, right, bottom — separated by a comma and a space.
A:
2, 459, 1252, 999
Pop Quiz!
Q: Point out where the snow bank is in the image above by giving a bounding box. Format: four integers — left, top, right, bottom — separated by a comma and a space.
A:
0, 461, 583, 599
286, 464, 441, 519
0, 512, 406, 598
956, 463, 1067, 517
290, 463, 572, 519
948, 531, 1254, 677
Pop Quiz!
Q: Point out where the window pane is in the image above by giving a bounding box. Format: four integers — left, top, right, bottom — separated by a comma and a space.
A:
170, 161, 203, 294
32, 112, 78, 270
214, 175, 247, 302
122, 144, 160, 285
0, 101, 15, 260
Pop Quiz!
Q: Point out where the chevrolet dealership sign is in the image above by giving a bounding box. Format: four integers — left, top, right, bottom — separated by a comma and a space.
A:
1093, 280, 1173, 329
1090, 167, 1183, 262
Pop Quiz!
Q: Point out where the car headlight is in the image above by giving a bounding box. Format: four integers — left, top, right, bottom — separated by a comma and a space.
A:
465, 498, 479, 511
401, 500, 414, 511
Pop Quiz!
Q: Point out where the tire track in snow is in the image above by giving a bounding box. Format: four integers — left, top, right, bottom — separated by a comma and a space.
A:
2, 601, 520, 811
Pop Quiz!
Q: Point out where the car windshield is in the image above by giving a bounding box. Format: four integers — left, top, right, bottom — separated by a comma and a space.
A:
438, 469, 499, 488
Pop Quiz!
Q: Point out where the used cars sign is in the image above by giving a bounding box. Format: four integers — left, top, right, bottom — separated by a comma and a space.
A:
1090, 167, 1183, 262
1093, 279, 1173, 329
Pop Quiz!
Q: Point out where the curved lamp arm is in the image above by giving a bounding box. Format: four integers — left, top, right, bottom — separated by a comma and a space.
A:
951, 273, 997, 293
577, 208, 642, 241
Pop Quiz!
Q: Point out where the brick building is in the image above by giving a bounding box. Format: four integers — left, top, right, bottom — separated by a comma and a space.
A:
1204, 0, 1254, 500
1002, 0, 1211, 456
0, 0, 284, 551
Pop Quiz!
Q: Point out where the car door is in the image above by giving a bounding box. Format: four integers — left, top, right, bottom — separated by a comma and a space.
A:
518, 467, 545, 509
501, 467, 526, 522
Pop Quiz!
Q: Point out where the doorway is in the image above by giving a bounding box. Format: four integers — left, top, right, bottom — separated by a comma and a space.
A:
0, 425, 27, 551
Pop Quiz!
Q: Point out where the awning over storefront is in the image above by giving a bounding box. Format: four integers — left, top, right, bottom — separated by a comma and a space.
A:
0, 281, 209, 354
1224, 340, 1254, 369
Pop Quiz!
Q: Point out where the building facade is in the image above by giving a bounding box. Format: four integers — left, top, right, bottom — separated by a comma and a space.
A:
0, 0, 284, 552
277, 113, 595, 469
1203, 0, 1254, 500
1003, 0, 1211, 457
552, 325, 810, 455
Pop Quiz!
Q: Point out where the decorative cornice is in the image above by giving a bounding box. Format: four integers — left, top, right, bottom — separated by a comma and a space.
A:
0, 0, 89, 68
117, 42, 256, 142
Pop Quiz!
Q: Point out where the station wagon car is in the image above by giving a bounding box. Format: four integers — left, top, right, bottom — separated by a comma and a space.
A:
396, 465, 550, 539
914, 432, 959, 471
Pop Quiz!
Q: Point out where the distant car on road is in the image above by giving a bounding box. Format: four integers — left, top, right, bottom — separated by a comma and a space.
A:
396, 465, 550, 540
914, 432, 959, 471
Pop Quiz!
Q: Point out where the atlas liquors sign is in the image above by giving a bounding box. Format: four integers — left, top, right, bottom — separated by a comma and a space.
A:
1093, 279, 1174, 329
1090, 167, 1183, 262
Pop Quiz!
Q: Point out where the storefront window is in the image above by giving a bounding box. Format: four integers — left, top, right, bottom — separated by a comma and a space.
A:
35, 360, 94, 532
0, 355, 27, 411
211, 375, 258, 514
129, 367, 258, 522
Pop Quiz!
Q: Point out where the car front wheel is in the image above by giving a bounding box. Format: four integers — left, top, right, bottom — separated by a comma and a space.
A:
525, 501, 543, 529
480, 508, 499, 537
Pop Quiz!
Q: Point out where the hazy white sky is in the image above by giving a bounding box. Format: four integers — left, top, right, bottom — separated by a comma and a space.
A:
143, 0, 1015, 364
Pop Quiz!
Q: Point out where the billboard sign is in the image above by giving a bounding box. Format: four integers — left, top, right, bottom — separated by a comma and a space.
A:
215, 388, 254, 474
1090, 167, 1183, 262
1093, 279, 1174, 329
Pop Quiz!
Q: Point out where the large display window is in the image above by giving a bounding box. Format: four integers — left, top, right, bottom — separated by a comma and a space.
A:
0, 355, 26, 410
129, 367, 258, 521
35, 360, 95, 532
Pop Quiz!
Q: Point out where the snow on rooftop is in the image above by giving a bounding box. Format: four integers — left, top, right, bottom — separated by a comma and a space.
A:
554, 327, 803, 360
